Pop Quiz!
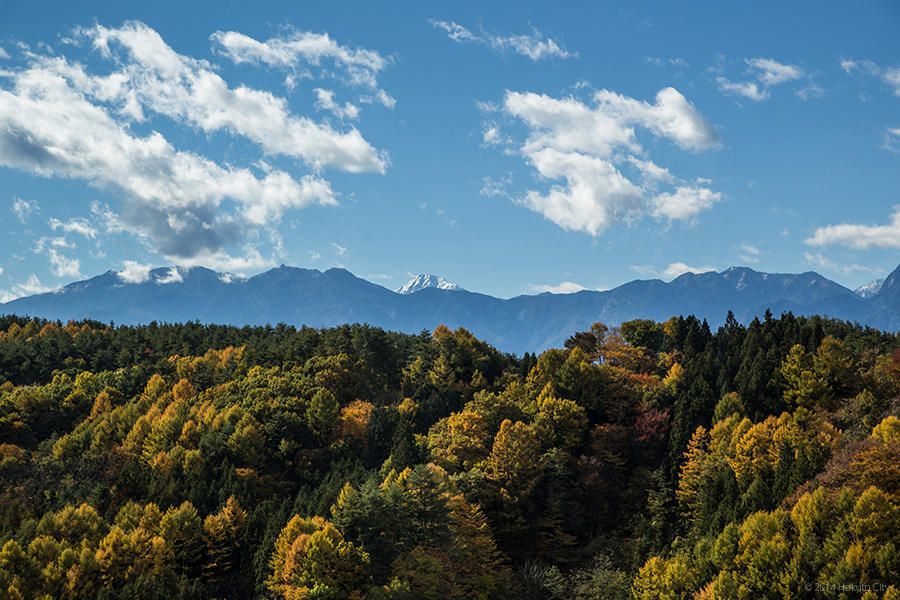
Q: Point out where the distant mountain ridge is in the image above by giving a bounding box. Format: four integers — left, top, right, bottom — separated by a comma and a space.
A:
2, 263, 898, 353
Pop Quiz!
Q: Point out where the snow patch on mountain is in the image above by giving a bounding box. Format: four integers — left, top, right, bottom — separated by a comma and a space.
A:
855, 278, 884, 299
396, 274, 462, 294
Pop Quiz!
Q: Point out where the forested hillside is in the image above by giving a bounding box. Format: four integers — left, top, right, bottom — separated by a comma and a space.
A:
1, 313, 899, 599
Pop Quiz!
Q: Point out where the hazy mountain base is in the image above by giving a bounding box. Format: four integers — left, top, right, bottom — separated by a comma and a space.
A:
0, 312, 898, 599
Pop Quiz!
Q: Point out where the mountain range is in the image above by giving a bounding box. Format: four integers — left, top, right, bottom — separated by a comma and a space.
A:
2, 264, 898, 353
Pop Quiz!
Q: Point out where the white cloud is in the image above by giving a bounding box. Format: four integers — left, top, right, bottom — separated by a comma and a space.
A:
0, 22, 392, 266
747, 58, 803, 86
171, 247, 274, 272
806, 207, 900, 249
430, 19, 576, 61
662, 262, 714, 280
497, 87, 720, 235
882, 127, 900, 152
0, 266, 3, 275
804, 252, 837, 272
629, 265, 658, 277
117, 260, 152, 283
716, 78, 768, 101
646, 57, 688, 68
77, 22, 387, 173
156, 266, 183, 284
839, 58, 900, 96
0, 47, 8, 60
0, 274, 56, 303
628, 157, 673, 183
482, 126, 500, 145
717, 57, 807, 102
520, 148, 643, 235
481, 125, 511, 147
376, 90, 395, 108
0, 70, 332, 258
529, 281, 587, 294
651, 186, 721, 221
331, 242, 348, 256
840, 59, 858, 74
480, 174, 512, 198
803, 252, 882, 275
738, 242, 761, 264
49, 217, 97, 238
314, 88, 360, 120
360, 89, 396, 109
796, 83, 825, 100
504, 91, 637, 158
211, 29, 390, 89
12, 198, 35, 223
593, 87, 721, 153
738, 243, 761, 265
218, 272, 246, 284
47, 248, 82, 278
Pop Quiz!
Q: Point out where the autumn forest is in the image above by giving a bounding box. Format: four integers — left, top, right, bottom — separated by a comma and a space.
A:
1, 312, 899, 599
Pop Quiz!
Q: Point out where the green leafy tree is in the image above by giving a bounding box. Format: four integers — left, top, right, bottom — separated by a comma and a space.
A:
267, 515, 370, 600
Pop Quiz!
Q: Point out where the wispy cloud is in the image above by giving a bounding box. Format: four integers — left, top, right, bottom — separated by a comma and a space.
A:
738, 242, 761, 264
716, 78, 769, 101
481, 124, 511, 147
803, 252, 883, 275
11, 198, 35, 223
629, 263, 715, 280
662, 262, 715, 280
314, 88, 360, 120
331, 242, 348, 256
156, 267, 183, 284
646, 57, 688, 68
629, 265, 658, 277
806, 207, 900, 249
430, 19, 576, 61
49, 217, 97, 239
0, 274, 55, 303
480, 174, 513, 198
211, 28, 391, 89
882, 127, 900, 152
716, 57, 809, 102
528, 281, 587, 294
47, 248, 81, 278
172, 247, 273, 273
651, 187, 721, 221
841, 58, 900, 96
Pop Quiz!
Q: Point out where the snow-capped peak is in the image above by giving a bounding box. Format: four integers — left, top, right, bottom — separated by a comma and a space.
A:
396, 274, 462, 294
855, 278, 884, 299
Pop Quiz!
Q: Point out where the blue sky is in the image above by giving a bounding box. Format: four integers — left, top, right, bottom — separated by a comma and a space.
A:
0, 0, 898, 300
